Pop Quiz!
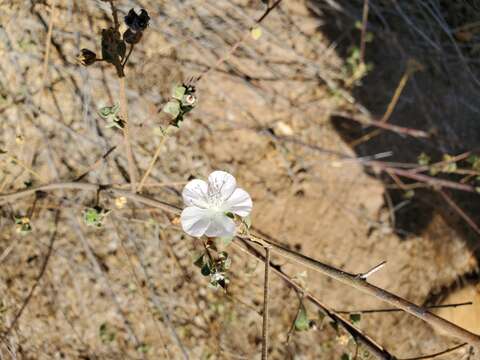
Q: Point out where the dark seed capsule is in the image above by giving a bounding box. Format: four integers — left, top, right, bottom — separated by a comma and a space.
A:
77, 48, 97, 66
123, 28, 143, 45
124, 8, 150, 33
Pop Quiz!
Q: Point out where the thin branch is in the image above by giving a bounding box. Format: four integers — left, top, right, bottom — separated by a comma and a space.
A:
358, 261, 386, 280
398, 343, 468, 360
409, 152, 471, 175
243, 232, 480, 348
107, 0, 119, 31
333, 111, 430, 138
0, 182, 180, 214
439, 190, 480, 237
382, 166, 478, 193
74, 146, 117, 182
2, 210, 60, 337
257, 0, 284, 23
122, 44, 135, 68
118, 77, 137, 193
0, 152, 48, 183
138, 129, 171, 193
104, 1, 136, 193
41, 0, 57, 90
262, 247, 271, 360
359, 0, 369, 65
380, 60, 420, 123
112, 217, 190, 359
197, 0, 284, 82
69, 214, 142, 348
273, 135, 477, 193
335, 301, 473, 315
233, 238, 394, 360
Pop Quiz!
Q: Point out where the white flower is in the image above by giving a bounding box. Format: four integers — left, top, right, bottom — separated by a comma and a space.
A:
180, 171, 252, 238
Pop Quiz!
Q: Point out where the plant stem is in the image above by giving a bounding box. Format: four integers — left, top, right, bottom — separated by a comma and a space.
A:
118, 76, 137, 193
398, 343, 468, 360
262, 247, 270, 360
233, 238, 394, 360
245, 233, 480, 348
138, 128, 172, 193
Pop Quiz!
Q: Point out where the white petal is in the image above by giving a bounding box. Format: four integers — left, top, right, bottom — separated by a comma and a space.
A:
182, 179, 209, 207
204, 213, 236, 238
208, 171, 236, 201
180, 206, 211, 237
223, 188, 252, 217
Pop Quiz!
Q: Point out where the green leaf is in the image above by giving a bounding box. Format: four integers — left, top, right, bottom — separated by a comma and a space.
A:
441, 154, 457, 173
295, 303, 310, 331
163, 100, 181, 118
417, 152, 430, 166
99, 106, 112, 118
99, 104, 119, 119
83, 207, 109, 227
99, 323, 115, 343
341, 353, 351, 360
429, 165, 440, 176
136, 343, 150, 353
467, 155, 480, 171
349, 313, 361, 324
172, 85, 187, 100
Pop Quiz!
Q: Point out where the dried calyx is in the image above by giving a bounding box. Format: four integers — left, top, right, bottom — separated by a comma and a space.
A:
124, 8, 150, 44
77, 48, 97, 66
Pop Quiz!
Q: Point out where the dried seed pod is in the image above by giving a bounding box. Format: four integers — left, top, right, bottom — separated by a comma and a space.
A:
124, 8, 150, 33
123, 28, 143, 45
77, 48, 97, 66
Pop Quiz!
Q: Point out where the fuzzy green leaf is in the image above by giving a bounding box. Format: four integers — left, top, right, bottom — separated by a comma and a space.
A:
163, 100, 181, 118
349, 313, 361, 324
295, 303, 310, 331
172, 85, 186, 100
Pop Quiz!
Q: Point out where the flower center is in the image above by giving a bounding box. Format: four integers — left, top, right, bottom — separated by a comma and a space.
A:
207, 179, 226, 209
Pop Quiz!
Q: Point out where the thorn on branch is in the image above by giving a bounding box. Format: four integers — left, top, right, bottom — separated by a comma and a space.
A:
358, 261, 386, 280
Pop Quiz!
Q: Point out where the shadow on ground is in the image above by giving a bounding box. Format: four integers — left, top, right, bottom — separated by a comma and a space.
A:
306, 0, 480, 286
